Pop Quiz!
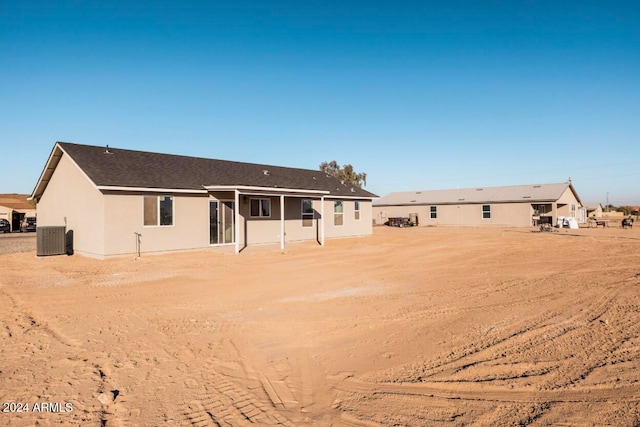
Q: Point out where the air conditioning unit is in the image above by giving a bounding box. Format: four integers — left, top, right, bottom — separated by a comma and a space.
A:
37, 226, 67, 256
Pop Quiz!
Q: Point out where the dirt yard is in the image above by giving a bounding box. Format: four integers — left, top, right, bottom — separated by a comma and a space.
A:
1, 226, 639, 426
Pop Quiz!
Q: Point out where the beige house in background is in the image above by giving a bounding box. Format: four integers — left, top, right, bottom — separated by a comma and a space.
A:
584, 203, 604, 218
0, 194, 37, 232
373, 182, 582, 227
30, 142, 377, 258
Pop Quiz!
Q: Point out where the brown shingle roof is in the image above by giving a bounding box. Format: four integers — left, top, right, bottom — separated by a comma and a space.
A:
55, 142, 377, 198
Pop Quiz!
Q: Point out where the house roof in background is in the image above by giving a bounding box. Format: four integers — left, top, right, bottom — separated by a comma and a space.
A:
374, 183, 580, 206
583, 203, 603, 210
31, 142, 377, 199
0, 194, 35, 210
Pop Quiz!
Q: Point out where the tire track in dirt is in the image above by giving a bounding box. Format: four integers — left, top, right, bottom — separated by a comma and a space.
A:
180, 340, 297, 426
332, 377, 640, 403
378, 275, 621, 384
333, 276, 640, 425
0, 289, 120, 426
393, 268, 598, 326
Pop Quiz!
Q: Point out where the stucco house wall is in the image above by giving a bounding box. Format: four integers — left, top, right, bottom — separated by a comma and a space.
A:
241, 196, 282, 245
36, 154, 105, 257
585, 203, 603, 218
323, 199, 372, 238
375, 203, 533, 226
282, 197, 322, 243
556, 187, 581, 218
103, 192, 210, 256
241, 197, 372, 245
373, 183, 582, 228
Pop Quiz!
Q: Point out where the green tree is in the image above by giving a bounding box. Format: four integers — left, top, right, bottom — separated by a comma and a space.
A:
616, 205, 634, 215
319, 160, 367, 188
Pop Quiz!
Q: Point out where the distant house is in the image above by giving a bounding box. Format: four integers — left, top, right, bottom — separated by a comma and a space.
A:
583, 203, 603, 219
0, 194, 36, 232
30, 142, 377, 258
373, 182, 582, 227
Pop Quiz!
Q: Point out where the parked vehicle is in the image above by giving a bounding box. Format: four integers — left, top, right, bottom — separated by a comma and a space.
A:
386, 217, 416, 227
25, 217, 37, 232
0, 219, 10, 233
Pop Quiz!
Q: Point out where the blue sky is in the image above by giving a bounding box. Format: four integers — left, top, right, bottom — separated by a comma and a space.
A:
1, 1, 638, 205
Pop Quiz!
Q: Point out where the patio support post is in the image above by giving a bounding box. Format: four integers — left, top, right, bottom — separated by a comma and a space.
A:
320, 196, 325, 246
280, 195, 285, 250
235, 190, 240, 254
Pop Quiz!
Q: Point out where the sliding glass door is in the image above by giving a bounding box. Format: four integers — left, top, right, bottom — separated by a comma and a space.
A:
209, 200, 235, 245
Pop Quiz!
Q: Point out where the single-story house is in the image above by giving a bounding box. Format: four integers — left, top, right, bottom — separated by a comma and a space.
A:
30, 142, 377, 258
0, 194, 37, 232
583, 203, 604, 219
373, 182, 582, 227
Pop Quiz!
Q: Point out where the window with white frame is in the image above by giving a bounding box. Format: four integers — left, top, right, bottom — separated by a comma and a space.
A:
302, 199, 314, 227
354, 201, 361, 220
250, 198, 271, 217
430, 206, 437, 219
482, 204, 491, 219
334, 201, 344, 226
571, 204, 576, 217
144, 195, 174, 226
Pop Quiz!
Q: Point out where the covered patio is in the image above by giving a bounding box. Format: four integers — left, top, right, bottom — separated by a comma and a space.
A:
205, 186, 331, 253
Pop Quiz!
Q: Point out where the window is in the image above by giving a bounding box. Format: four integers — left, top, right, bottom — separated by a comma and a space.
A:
144, 196, 173, 226
334, 201, 344, 226
482, 204, 491, 219
571, 204, 576, 217
302, 199, 314, 227
430, 206, 437, 219
535, 204, 548, 214
250, 198, 271, 217
354, 201, 361, 220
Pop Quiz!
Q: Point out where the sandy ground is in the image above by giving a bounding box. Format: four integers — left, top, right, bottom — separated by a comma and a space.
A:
1, 226, 639, 426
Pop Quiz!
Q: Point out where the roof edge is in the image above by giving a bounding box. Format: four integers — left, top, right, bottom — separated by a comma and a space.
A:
29, 142, 63, 201
31, 142, 101, 201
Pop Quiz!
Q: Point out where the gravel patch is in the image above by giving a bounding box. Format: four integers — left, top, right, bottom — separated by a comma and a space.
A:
0, 234, 36, 255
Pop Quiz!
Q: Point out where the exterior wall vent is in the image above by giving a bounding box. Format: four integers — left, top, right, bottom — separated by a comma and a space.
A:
37, 226, 67, 256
